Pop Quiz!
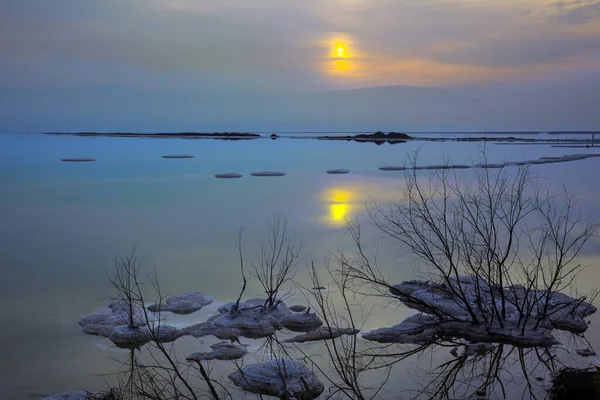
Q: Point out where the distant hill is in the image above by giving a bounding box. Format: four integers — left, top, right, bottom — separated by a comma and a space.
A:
0, 83, 598, 132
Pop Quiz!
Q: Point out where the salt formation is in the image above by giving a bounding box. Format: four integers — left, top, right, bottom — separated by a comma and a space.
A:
364, 276, 596, 347
186, 341, 249, 361
61, 158, 96, 162
108, 325, 149, 347
250, 171, 287, 176
215, 173, 243, 178
147, 292, 213, 314
228, 359, 324, 399
183, 298, 322, 340
78, 300, 145, 337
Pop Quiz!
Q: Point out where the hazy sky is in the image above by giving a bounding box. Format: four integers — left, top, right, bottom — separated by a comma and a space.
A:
1, 0, 599, 92
1, 0, 599, 132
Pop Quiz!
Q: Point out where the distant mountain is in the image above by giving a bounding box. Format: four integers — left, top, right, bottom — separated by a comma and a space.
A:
0, 83, 598, 132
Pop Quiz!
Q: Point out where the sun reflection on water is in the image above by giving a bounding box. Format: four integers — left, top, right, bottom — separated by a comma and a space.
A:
321, 187, 357, 226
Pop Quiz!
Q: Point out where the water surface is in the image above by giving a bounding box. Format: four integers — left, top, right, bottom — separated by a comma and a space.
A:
1, 133, 599, 399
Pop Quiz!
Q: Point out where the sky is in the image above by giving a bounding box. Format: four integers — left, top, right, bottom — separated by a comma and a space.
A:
0, 0, 599, 131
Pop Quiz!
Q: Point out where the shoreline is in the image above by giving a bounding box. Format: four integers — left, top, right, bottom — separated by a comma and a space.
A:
37, 130, 599, 145
46, 131, 261, 140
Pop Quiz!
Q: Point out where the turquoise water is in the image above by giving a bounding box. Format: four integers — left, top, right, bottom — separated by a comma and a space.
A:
1, 133, 599, 399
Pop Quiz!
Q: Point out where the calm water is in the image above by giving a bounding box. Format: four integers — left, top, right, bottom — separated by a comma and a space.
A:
1, 133, 599, 399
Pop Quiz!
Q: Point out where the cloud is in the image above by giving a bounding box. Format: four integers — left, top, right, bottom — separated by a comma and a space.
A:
425, 36, 600, 68
1, 0, 600, 91
548, 1, 600, 24
0, 0, 333, 91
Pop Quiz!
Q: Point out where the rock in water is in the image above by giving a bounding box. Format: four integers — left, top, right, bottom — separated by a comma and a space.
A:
326, 169, 350, 174
147, 292, 213, 314
228, 359, 324, 399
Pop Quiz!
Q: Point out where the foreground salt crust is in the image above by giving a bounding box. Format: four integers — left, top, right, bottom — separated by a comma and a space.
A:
80, 296, 323, 345
79, 300, 182, 345
228, 359, 324, 399
183, 298, 323, 340
147, 292, 213, 314
363, 276, 596, 347
78, 300, 146, 337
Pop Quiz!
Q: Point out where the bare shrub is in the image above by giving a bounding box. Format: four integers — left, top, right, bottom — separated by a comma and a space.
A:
355, 154, 599, 338
251, 216, 301, 310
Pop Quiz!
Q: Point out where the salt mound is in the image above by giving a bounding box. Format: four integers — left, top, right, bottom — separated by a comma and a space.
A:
109, 325, 149, 347
215, 173, 242, 179
474, 163, 504, 168
161, 155, 195, 159
182, 298, 323, 340
61, 158, 96, 162
79, 301, 145, 338
142, 324, 183, 343
364, 276, 596, 347
379, 166, 405, 171
250, 171, 287, 177
228, 359, 324, 399
186, 341, 249, 361
147, 292, 213, 315
280, 312, 323, 332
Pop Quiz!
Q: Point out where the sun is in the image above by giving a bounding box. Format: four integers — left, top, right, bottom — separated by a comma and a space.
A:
324, 34, 359, 76
332, 41, 349, 59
